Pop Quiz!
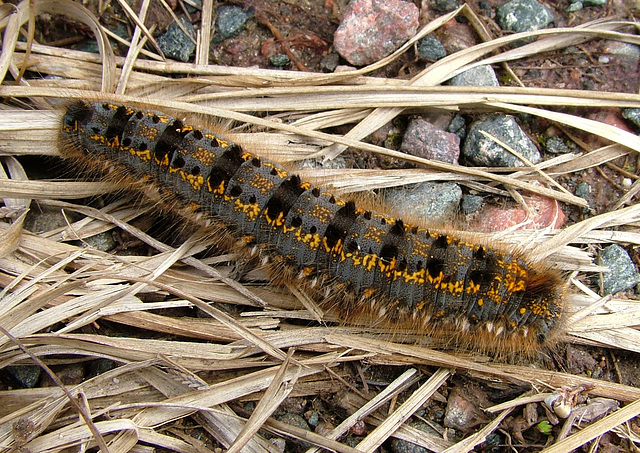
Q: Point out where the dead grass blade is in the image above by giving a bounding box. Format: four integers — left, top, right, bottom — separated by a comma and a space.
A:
0, 209, 25, 259
107, 361, 327, 452
227, 350, 299, 453
305, 368, 422, 453
356, 368, 451, 451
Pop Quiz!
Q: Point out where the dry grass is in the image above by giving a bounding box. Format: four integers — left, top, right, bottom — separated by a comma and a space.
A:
0, 1, 640, 452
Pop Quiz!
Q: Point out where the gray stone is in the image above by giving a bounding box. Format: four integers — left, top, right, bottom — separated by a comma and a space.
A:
417, 35, 446, 61
320, 53, 340, 72
575, 181, 591, 199
82, 232, 117, 252
497, 0, 554, 34
545, 136, 570, 154
599, 244, 640, 295
603, 41, 640, 61
299, 157, 346, 170
215, 5, 252, 40
461, 194, 483, 214
385, 182, 462, 221
24, 206, 80, 234
432, 0, 462, 11
583, 0, 606, 5
462, 114, 541, 167
157, 17, 195, 62
623, 108, 640, 130
449, 65, 499, 87
269, 54, 290, 67
447, 114, 467, 140
566, 2, 583, 12
5, 365, 41, 388
184, 0, 201, 14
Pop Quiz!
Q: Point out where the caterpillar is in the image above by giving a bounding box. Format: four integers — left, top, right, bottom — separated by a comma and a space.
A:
58, 100, 565, 356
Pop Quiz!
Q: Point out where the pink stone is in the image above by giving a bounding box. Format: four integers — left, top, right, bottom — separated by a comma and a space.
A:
472, 194, 565, 233
401, 117, 460, 163
333, 0, 419, 66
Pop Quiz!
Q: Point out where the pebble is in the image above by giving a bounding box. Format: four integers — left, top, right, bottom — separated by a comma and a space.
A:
157, 17, 195, 62
82, 232, 117, 252
184, 0, 201, 14
350, 419, 367, 436
305, 410, 319, 427
5, 365, 41, 388
545, 136, 570, 154
276, 413, 311, 447
215, 5, 253, 41
602, 41, 640, 61
24, 206, 80, 233
401, 118, 460, 163
598, 244, 640, 295
270, 438, 286, 453
314, 420, 335, 436
575, 181, 591, 200
622, 108, 640, 130
602, 41, 640, 64
390, 421, 441, 453
575, 181, 592, 215
484, 432, 503, 449
333, 0, 419, 66
583, 0, 607, 5
299, 156, 346, 170
447, 114, 467, 140
431, 0, 462, 12
449, 65, 499, 87
566, 1, 583, 12
269, 54, 290, 67
461, 194, 483, 214
439, 22, 477, 54
496, 0, 554, 45
462, 114, 541, 167
385, 182, 462, 222
417, 35, 447, 61
444, 388, 487, 432
471, 193, 565, 232
320, 53, 340, 72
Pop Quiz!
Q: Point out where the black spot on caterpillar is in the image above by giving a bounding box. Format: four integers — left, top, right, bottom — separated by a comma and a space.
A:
58, 100, 565, 356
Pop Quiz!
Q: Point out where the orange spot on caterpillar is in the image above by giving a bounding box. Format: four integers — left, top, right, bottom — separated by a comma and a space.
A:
58, 100, 566, 357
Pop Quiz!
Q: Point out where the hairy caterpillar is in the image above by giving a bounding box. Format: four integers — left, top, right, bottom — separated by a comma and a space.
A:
58, 100, 565, 356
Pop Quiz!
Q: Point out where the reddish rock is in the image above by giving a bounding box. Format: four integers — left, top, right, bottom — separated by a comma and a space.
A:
401, 117, 460, 163
472, 194, 565, 233
585, 108, 635, 149
444, 385, 490, 432
333, 0, 419, 66
437, 21, 477, 54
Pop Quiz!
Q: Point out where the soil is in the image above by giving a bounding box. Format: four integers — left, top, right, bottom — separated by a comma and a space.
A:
8, 0, 640, 452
